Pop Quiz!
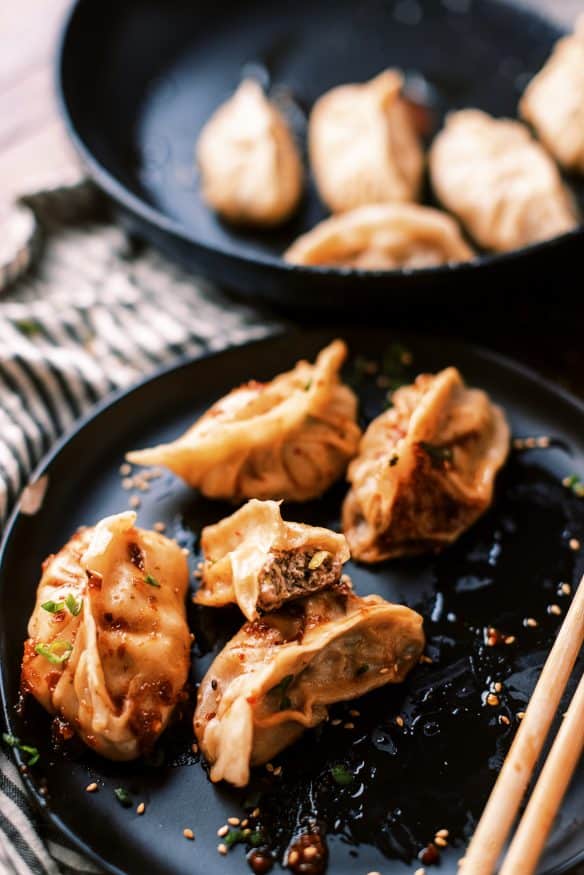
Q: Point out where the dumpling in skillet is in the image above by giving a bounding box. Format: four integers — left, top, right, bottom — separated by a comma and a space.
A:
127, 340, 361, 503
309, 70, 424, 213
195, 499, 350, 620
196, 78, 303, 225
284, 203, 474, 269
520, 17, 584, 174
343, 367, 510, 563
429, 109, 578, 252
21, 512, 190, 760
194, 589, 424, 786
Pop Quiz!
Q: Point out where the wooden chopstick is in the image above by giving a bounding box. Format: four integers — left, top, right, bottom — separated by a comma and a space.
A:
499, 671, 584, 874
459, 574, 584, 875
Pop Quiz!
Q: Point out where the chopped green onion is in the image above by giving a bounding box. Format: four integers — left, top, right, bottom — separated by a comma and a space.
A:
308, 551, 330, 570
35, 640, 73, 665
114, 787, 133, 807
144, 574, 161, 588
249, 830, 263, 847
41, 600, 65, 614
419, 441, 453, 469
2, 733, 40, 766
330, 764, 354, 786
65, 594, 82, 616
15, 319, 41, 336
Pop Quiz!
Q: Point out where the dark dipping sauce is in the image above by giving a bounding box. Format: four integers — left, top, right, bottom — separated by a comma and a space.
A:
202, 453, 584, 871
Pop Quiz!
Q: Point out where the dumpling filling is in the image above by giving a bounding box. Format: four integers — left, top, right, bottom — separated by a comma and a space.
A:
257, 548, 343, 612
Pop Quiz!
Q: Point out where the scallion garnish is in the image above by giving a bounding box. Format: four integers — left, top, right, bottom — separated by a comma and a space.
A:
2, 733, 40, 766
34, 640, 73, 665
114, 787, 132, 807
65, 594, 82, 616
41, 600, 65, 614
144, 574, 161, 588
330, 764, 354, 786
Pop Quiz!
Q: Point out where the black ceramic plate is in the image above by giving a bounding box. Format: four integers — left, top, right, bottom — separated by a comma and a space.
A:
57, 0, 584, 310
1, 329, 583, 875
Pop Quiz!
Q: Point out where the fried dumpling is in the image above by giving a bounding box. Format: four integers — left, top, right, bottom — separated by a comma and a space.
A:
194, 590, 424, 786
127, 340, 361, 503
520, 18, 584, 174
195, 499, 349, 620
343, 367, 510, 563
284, 203, 474, 269
21, 512, 190, 760
429, 109, 578, 252
196, 79, 303, 225
309, 70, 424, 213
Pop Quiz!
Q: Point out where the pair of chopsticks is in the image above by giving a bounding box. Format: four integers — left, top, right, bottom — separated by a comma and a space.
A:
460, 574, 584, 875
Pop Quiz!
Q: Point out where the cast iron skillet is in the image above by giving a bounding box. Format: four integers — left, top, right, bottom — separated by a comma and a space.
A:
56, 0, 584, 311
1, 329, 583, 875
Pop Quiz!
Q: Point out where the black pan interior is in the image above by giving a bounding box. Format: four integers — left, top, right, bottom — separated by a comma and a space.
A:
1, 329, 583, 875
57, 0, 584, 304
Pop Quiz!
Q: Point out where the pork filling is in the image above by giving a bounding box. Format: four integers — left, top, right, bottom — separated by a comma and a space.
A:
258, 549, 342, 612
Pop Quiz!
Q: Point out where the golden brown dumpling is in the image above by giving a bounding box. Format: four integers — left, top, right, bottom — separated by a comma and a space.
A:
196, 79, 303, 225
194, 590, 424, 786
309, 70, 424, 213
429, 109, 578, 252
284, 203, 474, 269
127, 340, 361, 503
195, 499, 349, 619
21, 512, 190, 760
520, 17, 584, 174
343, 367, 510, 563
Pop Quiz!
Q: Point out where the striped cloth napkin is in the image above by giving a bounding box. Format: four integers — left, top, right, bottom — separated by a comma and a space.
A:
0, 176, 276, 873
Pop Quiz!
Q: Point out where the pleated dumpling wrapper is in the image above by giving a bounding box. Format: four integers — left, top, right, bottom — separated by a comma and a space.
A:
429, 109, 578, 252
284, 203, 474, 269
21, 512, 190, 760
194, 589, 424, 786
196, 78, 303, 225
309, 70, 424, 214
127, 340, 362, 502
343, 367, 510, 563
520, 17, 584, 173
195, 499, 350, 620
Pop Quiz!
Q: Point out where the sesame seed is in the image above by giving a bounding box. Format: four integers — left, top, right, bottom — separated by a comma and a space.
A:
524, 617, 538, 628
548, 604, 562, 616
435, 829, 449, 838
379, 667, 390, 675
419, 654, 433, 664
217, 843, 228, 855
153, 521, 166, 532
191, 743, 198, 754
183, 828, 194, 840
344, 722, 355, 730
525, 437, 537, 448
517, 711, 526, 720
136, 802, 145, 815
217, 825, 229, 837
415, 869, 426, 875
561, 583, 572, 596
512, 438, 525, 449
273, 766, 282, 776
331, 718, 342, 726
265, 763, 274, 773
241, 819, 249, 828
129, 495, 141, 508
85, 782, 98, 793
121, 478, 133, 490
569, 538, 580, 551
252, 808, 261, 818
119, 463, 131, 476
243, 828, 251, 837
499, 715, 510, 726
563, 476, 571, 487
181, 547, 189, 555
304, 846, 318, 860
486, 693, 499, 707
505, 636, 516, 645
349, 709, 360, 717
536, 436, 550, 448
227, 817, 240, 826
435, 836, 448, 847
396, 716, 404, 727
492, 682, 503, 693
289, 851, 300, 865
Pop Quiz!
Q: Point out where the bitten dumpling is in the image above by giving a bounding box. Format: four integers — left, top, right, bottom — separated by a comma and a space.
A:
284, 203, 474, 269
343, 367, 510, 563
309, 70, 424, 213
429, 110, 578, 252
194, 590, 424, 786
127, 340, 361, 502
21, 512, 190, 760
520, 17, 584, 174
195, 499, 349, 619
196, 79, 303, 225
